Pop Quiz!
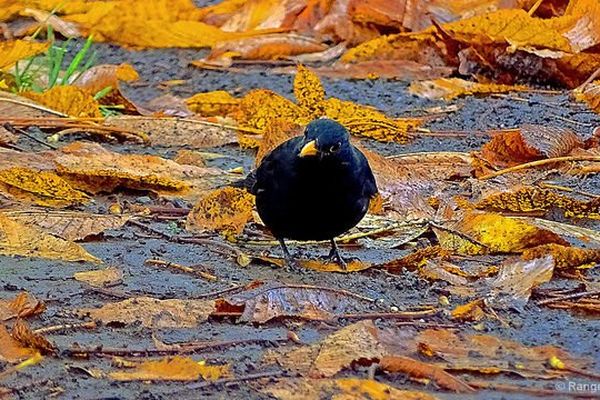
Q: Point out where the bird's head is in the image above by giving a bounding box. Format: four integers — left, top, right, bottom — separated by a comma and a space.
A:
299, 119, 350, 159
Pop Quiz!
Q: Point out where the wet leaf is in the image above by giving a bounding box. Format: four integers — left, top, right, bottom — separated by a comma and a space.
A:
379, 356, 475, 393
435, 212, 568, 255
264, 320, 385, 377
409, 78, 529, 100
78, 297, 215, 328
0, 40, 49, 70
474, 187, 600, 219
186, 187, 254, 238
261, 377, 438, 400
109, 356, 229, 381
74, 267, 123, 288
104, 116, 238, 148
0, 324, 37, 363
0, 214, 101, 263
11, 319, 55, 355
73, 63, 140, 112
0, 293, 45, 322
224, 283, 371, 322
23, 86, 102, 118
0, 210, 131, 241
480, 125, 584, 167
522, 244, 600, 270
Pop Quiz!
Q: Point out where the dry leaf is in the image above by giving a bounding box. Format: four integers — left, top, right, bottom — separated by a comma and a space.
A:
206, 34, 327, 61
522, 244, 600, 270
73, 63, 140, 112
0, 214, 101, 263
451, 300, 486, 322
23, 86, 102, 118
185, 90, 240, 116
261, 377, 438, 400
11, 319, 55, 355
0, 210, 131, 241
409, 78, 530, 100
186, 187, 254, 238
109, 356, 229, 381
74, 267, 123, 288
0, 40, 49, 70
78, 296, 215, 328
0, 292, 45, 322
0, 324, 37, 363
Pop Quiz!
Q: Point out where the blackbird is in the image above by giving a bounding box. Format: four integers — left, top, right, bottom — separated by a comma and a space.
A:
249, 118, 378, 267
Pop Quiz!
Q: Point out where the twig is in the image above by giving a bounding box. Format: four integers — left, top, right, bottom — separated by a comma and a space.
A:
0, 97, 68, 116
185, 370, 289, 391
341, 309, 440, 320
192, 284, 244, 299
127, 219, 173, 240
537, 290, 600, 306
2, 123, 57, 150
527, 0, 544, 15
64, 338, 288, 358
33, 321, 97, 335
479, 156, 600, 180
144, 258, 218, 282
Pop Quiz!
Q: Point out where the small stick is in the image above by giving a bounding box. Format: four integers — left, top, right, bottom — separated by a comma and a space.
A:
341, 309, 439, 320
144, 258, 218, 282
2, 123, 57, 150
479, 156, 600, 180
192, 284, 244, 299
537, 290, 600, 306
33, 321, 97, 335
185, 370, 288, 391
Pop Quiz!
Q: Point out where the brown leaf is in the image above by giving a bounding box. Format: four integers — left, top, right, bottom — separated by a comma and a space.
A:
0, 214, 101, 263
224, 283, 371, 323
0, 324, 37, 363
0, 40, 49, 70
109, 356, 229, 381
264, 320, 386, 377
0, 293, 45, 322
0, 210, 131, 241
451, 300, 486, 322
74, 267, 123, 288
11, 319, 55, 355
522, 244, 600, 270
206, 34, 328, 61
380, 355, 475, 393
78, 297, 216, 328
186, 187, 254, 238
409, 78, 530, 100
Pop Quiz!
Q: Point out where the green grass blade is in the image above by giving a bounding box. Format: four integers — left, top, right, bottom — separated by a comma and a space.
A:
61, 35, 93, 85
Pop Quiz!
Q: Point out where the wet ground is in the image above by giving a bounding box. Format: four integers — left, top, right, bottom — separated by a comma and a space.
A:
1, 39, 600, 400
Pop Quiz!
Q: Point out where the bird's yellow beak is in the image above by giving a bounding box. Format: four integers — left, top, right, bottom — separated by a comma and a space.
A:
299, 140, 318, 157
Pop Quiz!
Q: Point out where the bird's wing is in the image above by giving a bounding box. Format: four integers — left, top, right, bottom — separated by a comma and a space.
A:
230, 170, 257, 192
355, 149, 378, 198
253, 137, 302, 194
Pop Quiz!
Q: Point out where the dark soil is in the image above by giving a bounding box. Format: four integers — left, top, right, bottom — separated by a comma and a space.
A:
1, 40, 600, 400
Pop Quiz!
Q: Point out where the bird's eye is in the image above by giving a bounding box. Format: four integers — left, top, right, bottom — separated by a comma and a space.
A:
329, 142, 341, 153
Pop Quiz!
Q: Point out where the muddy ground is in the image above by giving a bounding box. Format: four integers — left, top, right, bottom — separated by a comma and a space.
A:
1, 40, 600, 400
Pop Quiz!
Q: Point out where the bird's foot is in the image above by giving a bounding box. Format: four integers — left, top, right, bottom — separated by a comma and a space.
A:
326, 247, 348, 270
284, 254, 301, 270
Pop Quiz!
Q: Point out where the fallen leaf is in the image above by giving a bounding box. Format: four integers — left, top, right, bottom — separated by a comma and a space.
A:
451, 300, 486, 322
0, 214, 101, 263
23, 86, 102, 118
379, 355, 475, 393
522, 244, 600, 270
0, 324, 37, 363
224, 283, 371, 322
435, 211, 568, 255
11, 319, 55, 355
0, 210, 131, 241
78, 297, 215, 328
260, 377, 438, 400
264, 320, 386, 377
0, 292, 45, 321
186, 186, 254, 238
0, 40, 49, 70
206, 34, 328, 61
409, 78, 530, 100
185, 90, 240, 116
109, 356, 229, 381
74, 267, 123, 288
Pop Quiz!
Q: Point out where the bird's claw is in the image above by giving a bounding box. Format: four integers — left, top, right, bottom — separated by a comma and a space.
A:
327, 247, 348, 270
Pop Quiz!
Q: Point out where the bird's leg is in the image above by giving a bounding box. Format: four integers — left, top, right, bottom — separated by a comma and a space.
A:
327, 238, 347, 269
278, 237, 299, 269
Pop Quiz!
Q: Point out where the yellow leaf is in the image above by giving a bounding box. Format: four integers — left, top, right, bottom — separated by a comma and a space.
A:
0, 214, 101, 263
435, 212, 568, 255
74, 267, 123, 288
0, 167, 90, 208
522, 243, 600, 270
409, 78, 530, 100
236, 88, 308, 130
293, 64, 325, 114
185, 90, 240, 116
23, 86, 102, 118
0, 40, 49, 70
0, 325, 37, 363
109, 356, 229, 381
451, 300, 486, 322
186, 187, 254, 238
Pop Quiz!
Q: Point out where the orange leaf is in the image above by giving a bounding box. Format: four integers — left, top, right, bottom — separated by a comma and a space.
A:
109, 356, 229, 381
0, 40, 49, 70
23, 86, 102, 118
